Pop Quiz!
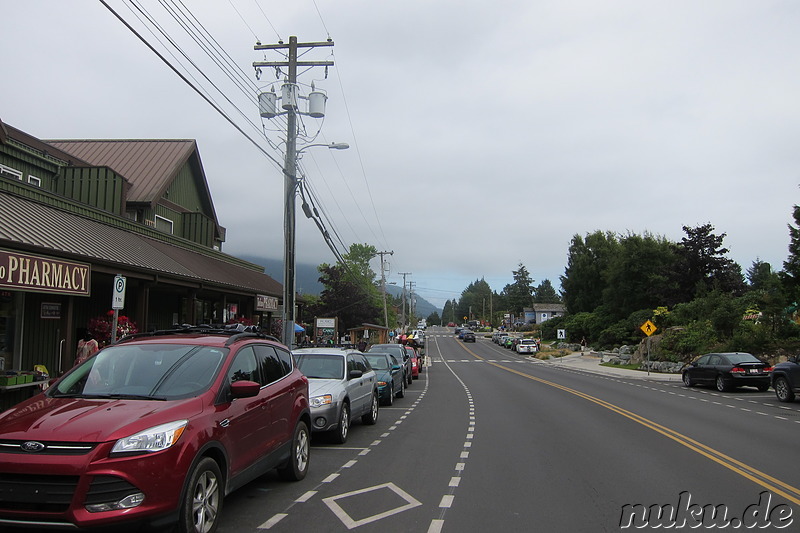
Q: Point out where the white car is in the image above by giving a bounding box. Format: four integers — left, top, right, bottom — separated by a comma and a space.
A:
516, 339, 539, 354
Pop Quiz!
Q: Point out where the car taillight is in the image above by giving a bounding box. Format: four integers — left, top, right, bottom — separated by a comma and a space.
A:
764, 366, 773, 373
731, 366, 746, 375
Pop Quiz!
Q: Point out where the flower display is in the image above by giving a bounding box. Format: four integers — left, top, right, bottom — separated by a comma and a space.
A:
88, 310, 139, 346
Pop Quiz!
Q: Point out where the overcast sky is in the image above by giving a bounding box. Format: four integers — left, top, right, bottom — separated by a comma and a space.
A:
3, 1, 799, 310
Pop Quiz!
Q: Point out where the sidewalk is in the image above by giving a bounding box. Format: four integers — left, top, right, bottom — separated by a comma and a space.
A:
532, 352, 682, 382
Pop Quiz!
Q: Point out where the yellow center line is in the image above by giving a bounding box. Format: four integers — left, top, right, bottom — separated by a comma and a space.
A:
454, 340, 800, 506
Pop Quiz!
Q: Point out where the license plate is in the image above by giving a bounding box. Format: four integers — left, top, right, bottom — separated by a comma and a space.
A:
750, 369, 760, 374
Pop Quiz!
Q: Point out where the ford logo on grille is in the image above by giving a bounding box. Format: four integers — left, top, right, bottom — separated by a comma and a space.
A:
21, 441, 46, 453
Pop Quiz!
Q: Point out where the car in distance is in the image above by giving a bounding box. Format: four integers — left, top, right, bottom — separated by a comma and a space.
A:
682, 352, 772, 392
404, 345, 420, 378
364, 352, 405, 405
461, 330, 476, 342
516, 338, 538, 354
772, 354, 800, 402
367, 344, 413, 386
0, 326, 311, 532
293, 348, 379, 444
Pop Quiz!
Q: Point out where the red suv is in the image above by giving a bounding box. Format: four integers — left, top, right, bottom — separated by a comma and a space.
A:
0, 326, 310, 532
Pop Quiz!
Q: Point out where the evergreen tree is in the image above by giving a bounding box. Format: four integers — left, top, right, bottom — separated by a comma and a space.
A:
783, 205, 800, 301
677, 223, 744, 300
561, 231, 619, 314
534, 279, 561, 303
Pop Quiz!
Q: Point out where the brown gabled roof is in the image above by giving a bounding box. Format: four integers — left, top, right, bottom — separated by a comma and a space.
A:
0, 191, 281, 296
0, 120, 94, 167
44, 139, 198, 205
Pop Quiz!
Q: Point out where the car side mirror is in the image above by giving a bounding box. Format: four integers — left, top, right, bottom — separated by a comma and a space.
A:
230, 380, 260, 398
392, 364, 401, 371
349, 369, 363, 380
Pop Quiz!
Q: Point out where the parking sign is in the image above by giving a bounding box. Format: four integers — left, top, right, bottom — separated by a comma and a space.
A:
112, 275, 126, 310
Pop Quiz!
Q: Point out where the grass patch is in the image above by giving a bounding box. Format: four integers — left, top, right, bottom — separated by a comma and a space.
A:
535, 348, 569, 359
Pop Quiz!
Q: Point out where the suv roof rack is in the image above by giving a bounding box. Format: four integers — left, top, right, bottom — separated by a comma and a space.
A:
116, 324, 282, 347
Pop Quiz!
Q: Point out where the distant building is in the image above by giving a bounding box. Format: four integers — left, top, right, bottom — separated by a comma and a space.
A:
531, 303, 565, 324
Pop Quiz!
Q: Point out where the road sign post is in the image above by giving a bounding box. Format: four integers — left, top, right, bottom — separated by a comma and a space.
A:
111, 275, 127, 344
640, 320, 657, 376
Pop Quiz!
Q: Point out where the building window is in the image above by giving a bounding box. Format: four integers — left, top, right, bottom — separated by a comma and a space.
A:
28, 175, 41, 187
155, 215, 174, 234
0, 164, 22, 180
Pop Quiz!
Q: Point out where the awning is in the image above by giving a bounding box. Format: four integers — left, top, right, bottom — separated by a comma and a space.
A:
294, 323, 305, 333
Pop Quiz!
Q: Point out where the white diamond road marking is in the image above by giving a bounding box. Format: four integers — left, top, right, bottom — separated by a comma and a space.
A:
322, 482, 422, 529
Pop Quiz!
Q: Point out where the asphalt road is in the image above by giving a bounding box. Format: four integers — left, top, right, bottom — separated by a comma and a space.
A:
216, 328, 800, 532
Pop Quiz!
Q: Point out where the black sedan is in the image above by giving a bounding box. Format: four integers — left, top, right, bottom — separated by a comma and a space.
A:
682, 352, 772, 392
461, 330, 476, 342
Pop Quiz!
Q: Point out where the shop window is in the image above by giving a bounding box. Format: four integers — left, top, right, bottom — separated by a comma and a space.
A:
155, 215, 174, 234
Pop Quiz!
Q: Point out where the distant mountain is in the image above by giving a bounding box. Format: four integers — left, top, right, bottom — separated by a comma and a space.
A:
236, 255, 441, 317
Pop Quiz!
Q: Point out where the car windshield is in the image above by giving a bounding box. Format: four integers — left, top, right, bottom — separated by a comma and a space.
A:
295, 354, 345, 379
364, 354, 390, 370
51, 344, 227, 400
726, 353, 761, 365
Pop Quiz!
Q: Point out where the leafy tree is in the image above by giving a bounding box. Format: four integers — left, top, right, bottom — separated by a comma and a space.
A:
426, 311, 441, 326
676, 223, 744, 301
783, 205, 800, 301
503, 264, 534, 315
456, 279, 493, 323
534, 279, 560, 303
602, 232, 677, 320
311, 244, 382, 331
561, 231, 619, 314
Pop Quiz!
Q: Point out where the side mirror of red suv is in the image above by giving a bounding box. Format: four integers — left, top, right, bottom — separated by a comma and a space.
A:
230, 380, 260, 398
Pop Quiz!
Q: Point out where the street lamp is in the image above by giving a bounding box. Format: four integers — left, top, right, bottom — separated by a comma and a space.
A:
282, 141, 348, 348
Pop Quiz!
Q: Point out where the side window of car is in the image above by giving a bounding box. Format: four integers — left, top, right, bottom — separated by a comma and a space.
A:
389, 354, 399, 367
708, 355, 721, 366
275, 348, 293, 375
355, 355, 369, 373
228, 347, 261, 385
254, 345, 287, 384
347, 355, 357, 376
696, 355, 710, 365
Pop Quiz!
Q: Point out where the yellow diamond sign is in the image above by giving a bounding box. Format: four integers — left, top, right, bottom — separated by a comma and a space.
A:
640, 320, 657, 336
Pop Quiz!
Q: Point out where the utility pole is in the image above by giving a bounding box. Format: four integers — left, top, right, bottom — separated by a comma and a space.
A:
399, 272, 411, 329
254, 37, 334, 348
408, 281, 417, 320
377, 251, 394, 328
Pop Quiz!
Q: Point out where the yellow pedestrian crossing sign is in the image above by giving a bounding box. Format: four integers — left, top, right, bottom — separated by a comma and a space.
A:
640, 320, 656, 336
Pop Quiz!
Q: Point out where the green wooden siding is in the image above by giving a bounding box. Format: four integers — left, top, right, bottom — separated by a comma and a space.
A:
166, 163, 205, 214
56, 167, 126, 214
182, 212, 214, 247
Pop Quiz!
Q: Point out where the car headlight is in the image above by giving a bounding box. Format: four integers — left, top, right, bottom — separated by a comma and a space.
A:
310, 394, 333, 408
110, 420, 188, 456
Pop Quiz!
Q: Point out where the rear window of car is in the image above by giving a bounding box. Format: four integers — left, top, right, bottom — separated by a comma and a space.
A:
365, 354, 389, 370
725, 353, 760, 365
295, 353, 345, 379
52, 344, 228, 400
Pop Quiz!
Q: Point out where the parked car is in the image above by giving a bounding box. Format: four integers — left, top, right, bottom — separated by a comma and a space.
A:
461, 330, 476, 342
516, 338, 538, 354
502, 336, 518, 349
363, 352, 405, 405
293, 348, 379, 444
0, 326, 311, 532
772, 354, 800, 402
682, 352, 772, 392
447, 322, 456, 327
404, 346, 420, 379
367, 344, 413, 386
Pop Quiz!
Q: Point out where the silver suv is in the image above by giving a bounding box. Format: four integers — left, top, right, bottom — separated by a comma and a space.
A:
292, 348, 379, 443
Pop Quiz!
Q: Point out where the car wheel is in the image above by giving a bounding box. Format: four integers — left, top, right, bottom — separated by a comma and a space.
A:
682, 372, 695, 387
396, 379, 405, 398
715, 375, 730, 392
179, 457, 222, 533
331, 404, 350, 444
278, 421, 310, 481
362, 392, 379, 425
775, 377, 796, 403
407, 369, 413, 386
